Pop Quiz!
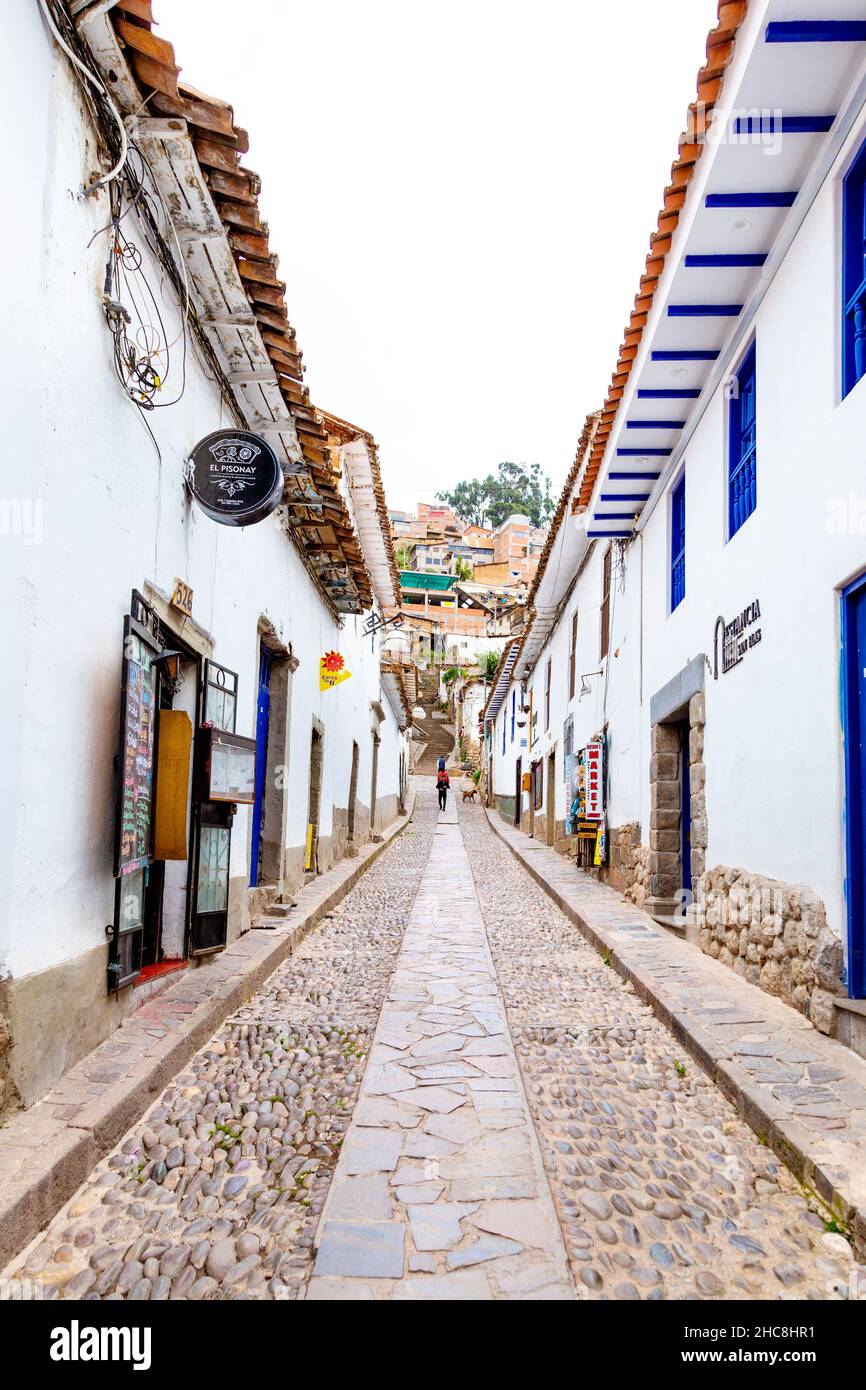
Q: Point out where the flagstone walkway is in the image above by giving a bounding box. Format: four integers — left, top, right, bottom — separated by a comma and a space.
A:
306, 801, 575, 1300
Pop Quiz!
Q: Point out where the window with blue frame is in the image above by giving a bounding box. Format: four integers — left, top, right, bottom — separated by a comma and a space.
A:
728, 341, 756, 538
501, 709, 506, 755
510, 690, 515, 743
843, 135, 866, 399
670, 473, 686, 611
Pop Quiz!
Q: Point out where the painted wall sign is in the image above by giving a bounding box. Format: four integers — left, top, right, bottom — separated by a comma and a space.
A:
713, 599, 762, 677
320, 651, 352, 691
584, 738, 604, 820
187, 430, 283, 527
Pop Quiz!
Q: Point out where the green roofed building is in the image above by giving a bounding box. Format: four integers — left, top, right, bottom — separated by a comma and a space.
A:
399, 571, 456, 592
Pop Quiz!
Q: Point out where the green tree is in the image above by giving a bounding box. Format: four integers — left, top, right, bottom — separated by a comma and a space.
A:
437, 462, 554, 529
453, 555, 473, 581
477, 648, 501, 679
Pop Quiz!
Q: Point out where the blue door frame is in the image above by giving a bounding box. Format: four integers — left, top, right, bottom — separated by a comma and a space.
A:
842, 573, 866, 997
250, 644, 272, 888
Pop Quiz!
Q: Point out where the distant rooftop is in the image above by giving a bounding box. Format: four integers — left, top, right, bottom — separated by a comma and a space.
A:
399, 570, 456, 592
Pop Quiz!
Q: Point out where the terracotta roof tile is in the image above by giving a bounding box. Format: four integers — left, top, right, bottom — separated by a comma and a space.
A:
574, 0, 748, 512
105, 2, 374, 611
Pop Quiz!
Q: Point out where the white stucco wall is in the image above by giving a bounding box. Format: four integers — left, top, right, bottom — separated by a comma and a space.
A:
636, 104, 866, 958
0, 22, 402, 985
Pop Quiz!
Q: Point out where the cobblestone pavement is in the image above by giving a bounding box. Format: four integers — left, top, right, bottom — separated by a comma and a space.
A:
307, 798, 573, 1300
459, 802, 864, 1300
1, 796, 438, 1301
5, 788, 864, 1301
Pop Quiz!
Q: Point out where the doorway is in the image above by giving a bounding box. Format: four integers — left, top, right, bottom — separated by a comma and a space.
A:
348, 740, 360, 844
547, 751, 556, 846
514, 757, 522, 827
249, 643, 272, 887
143, 643, 199, 970
307, 724, 324, 874
678, 720, 692, 896
843, 573, 866, 997
370, 731, 380, 834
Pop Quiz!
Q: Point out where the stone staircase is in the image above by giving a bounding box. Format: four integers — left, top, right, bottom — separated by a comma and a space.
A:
249, 883, 298, 932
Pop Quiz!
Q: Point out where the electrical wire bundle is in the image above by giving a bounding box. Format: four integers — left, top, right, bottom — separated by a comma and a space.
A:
38, 0, 190, 448
99, 145, 188, 415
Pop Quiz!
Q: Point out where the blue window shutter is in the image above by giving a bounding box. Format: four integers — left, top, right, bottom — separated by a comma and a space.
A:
843, 136, 866, 398
510, 690, 515, 743
670, 474, 686, 611
728, 342, 757, 538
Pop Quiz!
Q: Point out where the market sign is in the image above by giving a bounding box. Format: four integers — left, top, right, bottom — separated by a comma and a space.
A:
584, 739, 604, 820
320, 650, 352, 692
713, 599, 762, 677
187, 429, 283, 527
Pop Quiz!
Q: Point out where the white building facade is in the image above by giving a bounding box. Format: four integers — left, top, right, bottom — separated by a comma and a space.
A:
0, 3, 409, 1114
485, 0, 866, 1059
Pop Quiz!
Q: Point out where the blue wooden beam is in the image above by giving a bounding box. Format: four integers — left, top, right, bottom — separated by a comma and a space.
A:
706, 191, 797, 208
765, 20, 866, 42
651, 349, 719, 361
594, 512, 637, 520
600, 493, 650, 502
668, 303, 743, 316
615, 448, 671, 456
684, 253, 767, 268
637, 388, 701, 398
587, 530, 632, 538
609, 471, 662, 480
732, 114, 834, 135
625, 420, 685, 429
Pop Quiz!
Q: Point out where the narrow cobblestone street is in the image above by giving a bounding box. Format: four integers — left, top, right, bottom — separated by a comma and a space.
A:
4, 787, 863, 1301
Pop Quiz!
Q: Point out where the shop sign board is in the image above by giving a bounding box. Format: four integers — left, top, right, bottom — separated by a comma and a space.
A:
187, 430, 283, 527
584, 738, 604, 820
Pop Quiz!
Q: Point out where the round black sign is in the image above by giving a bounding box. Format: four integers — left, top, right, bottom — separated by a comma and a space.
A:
187, 429, 283, 527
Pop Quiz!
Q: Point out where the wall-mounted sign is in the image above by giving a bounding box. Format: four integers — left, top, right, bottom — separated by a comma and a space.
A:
194, 727, 257, 804
187, 430, 283, 527
584, 738, 604, 820
320, 651, 352, 692
713, 599, 761, 678
170, 577, 194, 617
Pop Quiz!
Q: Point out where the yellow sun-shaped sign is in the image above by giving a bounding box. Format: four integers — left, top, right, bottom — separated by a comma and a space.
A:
320, 650, 352, 691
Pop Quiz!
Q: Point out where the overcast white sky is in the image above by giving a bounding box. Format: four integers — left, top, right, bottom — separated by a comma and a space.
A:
158, 0, 719, 511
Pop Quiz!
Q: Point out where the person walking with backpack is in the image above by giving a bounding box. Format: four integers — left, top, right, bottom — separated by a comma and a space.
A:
436, 764, 450, 811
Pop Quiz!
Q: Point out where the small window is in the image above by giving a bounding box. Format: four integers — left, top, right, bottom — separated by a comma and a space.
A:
501, 709, 506, 755
729, 341, 756, 538
544, 658, 551, 731
568, 611, 578, 700
843, 134, 866, 398
671, 473, 686, 611
600, 548, 612, 660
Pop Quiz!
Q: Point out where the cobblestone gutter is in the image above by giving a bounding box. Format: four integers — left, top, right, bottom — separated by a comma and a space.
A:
485, 806, 866, 1260
0, 799, 437, 1299
0, 800, 419, 1275
462, 804, 865, 1299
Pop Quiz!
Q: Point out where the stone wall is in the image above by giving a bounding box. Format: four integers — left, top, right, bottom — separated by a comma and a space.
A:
646, 691, 707, 916
625, 842, 651, 907
696, 867, 845, 1034
602, 822, 642, 896
0, 1006, 18, 1117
